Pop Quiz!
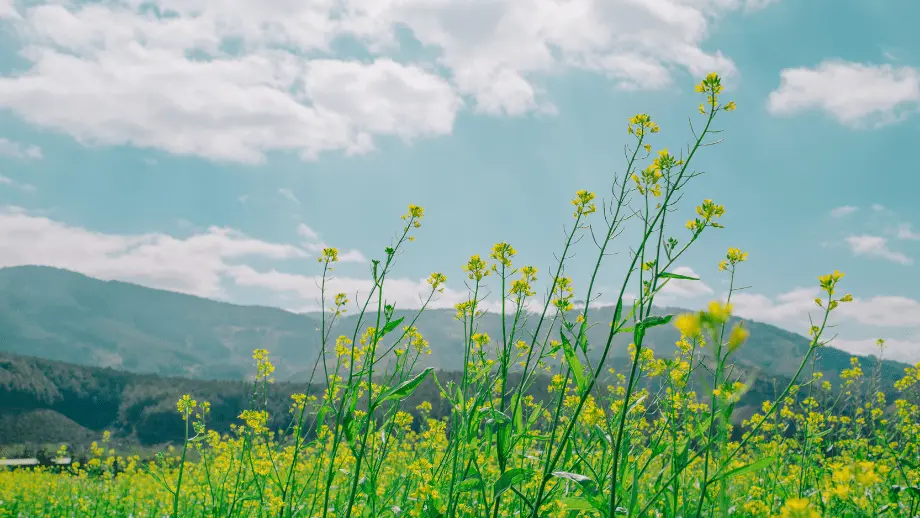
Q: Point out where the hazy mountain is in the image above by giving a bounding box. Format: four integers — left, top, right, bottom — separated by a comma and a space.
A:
0, 265, 913, 452
0, 265, 908, 388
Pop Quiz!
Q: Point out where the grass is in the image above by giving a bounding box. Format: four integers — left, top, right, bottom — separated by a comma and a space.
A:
2, 73, 919, 518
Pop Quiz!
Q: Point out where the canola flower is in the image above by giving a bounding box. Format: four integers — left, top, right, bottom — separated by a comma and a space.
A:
3, 73, 919, 518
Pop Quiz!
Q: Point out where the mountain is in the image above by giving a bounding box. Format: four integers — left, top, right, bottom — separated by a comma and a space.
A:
0, 265, 908, 388
0, 266, 913, 453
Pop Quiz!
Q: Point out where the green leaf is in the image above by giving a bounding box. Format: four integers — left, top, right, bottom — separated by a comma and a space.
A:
552, 471, 598, 494
376, 368, 433, 406
577, 321, 589, 353
480, 408, 511, 425
561, 332, 587, 392
342, 412, 356, 443
379, 316, 405, 339
711, 456, 774, 484
659, 271, 700, 281
511, 394, 524, 435
493, 468, 534, 498
456, 474, 483, 494
560, 494, 610, 516
424, 502, 445, 518
558, 496, 596, 512
638, 314, 673, 330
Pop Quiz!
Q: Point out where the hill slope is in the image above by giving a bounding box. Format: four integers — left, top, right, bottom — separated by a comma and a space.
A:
0, 265, 908, 387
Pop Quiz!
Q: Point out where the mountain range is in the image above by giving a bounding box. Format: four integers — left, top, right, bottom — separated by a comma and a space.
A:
0, 265, 907, 385
0, 265, 912, 452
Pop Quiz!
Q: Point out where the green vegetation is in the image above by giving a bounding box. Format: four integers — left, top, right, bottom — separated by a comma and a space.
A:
3, 73, 919, 518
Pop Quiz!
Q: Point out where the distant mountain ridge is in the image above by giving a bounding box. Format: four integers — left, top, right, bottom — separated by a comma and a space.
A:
0, 265, 909, 387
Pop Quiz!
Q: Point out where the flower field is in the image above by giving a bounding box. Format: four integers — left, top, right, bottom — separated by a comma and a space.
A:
2, 73, 919, 518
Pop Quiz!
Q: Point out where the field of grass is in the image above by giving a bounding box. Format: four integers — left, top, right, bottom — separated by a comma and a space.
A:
2, 73, 919, 518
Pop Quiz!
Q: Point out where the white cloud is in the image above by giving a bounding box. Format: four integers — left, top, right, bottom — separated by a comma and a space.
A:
834, 338, 920, 364
743, 0, 779, 10
226, 264, 468, 312
843, 296, 920, 328
845, 235, 913, 265
0, 137, 42, 159
872, 204, 888, 212
0, 206, 307, 298
735, 289, 920, 330
656, 265, 713, 302
0, 173, 36, 192
830, 205, 858, 218
732, 287, 920, 362
297, 223, 319, 241
896, 223, 920, 241
731, 287, 820, 328
767, 60, 920, 126
0, 0, 19, 20
0, 2, 462, 163
278, 188, 300, 204
296, 223, 367, 264
0, 0, 757, 162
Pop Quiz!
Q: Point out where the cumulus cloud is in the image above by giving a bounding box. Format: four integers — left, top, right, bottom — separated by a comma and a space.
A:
732, 288, 920, 329
226, 264, 470, 313
297, 223, 320, 241
731, 287, 920, 362
834, 338, 920, 364
896, 223, 920, 241
0, 0, 758, 162
655, 266, 713, 302
731, 287, 820, 328
0, 206, 307, 298
0, 137, 42, 159
830, 205, 858, 218
767, 60, 920, 126
0, 206, 715, 316
845, 235, 913, 265
295, 223, 367, 264
0, 0, 19, 20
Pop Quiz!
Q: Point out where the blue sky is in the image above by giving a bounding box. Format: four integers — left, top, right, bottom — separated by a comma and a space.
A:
0, 0, 918, 362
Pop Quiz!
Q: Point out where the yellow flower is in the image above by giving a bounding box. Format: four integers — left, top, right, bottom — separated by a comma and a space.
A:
818, 270, 844, 295
727, 324, 749, 351
778, 497, 819, 518
427, 272, 447, 292
726, 247, 748, 264
489, 242, 516, 269
318, 247, 339, 264
238, 410, 269, 434
176, 394, 196, 419
674, 313, 702, 339
706, 300, 733, 324
463, 254, 490, 281
572, 190, 597, 218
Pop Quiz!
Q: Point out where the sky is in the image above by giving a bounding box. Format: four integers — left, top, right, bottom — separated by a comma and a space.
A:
0, 0, 918, 363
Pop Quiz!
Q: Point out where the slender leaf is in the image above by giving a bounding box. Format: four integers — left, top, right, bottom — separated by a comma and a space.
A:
493, 468, 534, 498
659, 271, 700, 281
376, 368, 433, 406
